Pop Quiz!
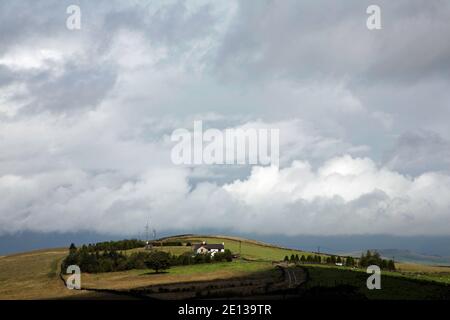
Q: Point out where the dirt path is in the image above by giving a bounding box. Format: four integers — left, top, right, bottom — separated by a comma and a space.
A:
274, 264, 307, 289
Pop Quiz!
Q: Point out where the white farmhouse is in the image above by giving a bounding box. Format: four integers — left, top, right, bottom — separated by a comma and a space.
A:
193, 241, 225, 256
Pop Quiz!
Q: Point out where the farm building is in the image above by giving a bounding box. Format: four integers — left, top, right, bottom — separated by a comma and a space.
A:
193, 241, 225, 256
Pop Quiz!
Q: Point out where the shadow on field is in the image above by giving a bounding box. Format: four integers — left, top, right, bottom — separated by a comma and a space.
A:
58, 266, 296, 300
58, 265, 450, 300
140, 271, 170, 275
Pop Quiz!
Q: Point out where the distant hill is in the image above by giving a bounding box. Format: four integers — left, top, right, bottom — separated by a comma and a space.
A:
346, 249, 450, 266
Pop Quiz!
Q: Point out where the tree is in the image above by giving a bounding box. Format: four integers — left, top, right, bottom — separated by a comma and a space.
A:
358, 250, 393, 270
387, 260, 396, 271
373, 251, 381, 261
79, 251, 99, 273
345, 256, 355, 267
336, 256, 342, 263
62, 252, 79, 271
300, 255, 306, 263
284, 255, 289, 262
359, 253, 366, 267
290, 254, 295, 263
145, 251, 171, 273
223, 249, 233, 262
69, 243, 77, 253
295, 254, 300, 263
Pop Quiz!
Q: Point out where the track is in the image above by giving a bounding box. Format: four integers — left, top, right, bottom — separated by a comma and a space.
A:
275, 264, 307, 288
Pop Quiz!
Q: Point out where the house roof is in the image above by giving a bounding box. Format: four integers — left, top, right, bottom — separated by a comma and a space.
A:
193, 243, 224, 250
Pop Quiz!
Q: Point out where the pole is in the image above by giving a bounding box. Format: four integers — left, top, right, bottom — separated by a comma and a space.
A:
239, 240, 242, 260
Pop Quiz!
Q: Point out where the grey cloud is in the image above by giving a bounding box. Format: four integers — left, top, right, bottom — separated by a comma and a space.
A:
1, 1, 450, 237
0, 61, 117, 115
384, 130, 450, 175
0, 65, 16, 87
98, 1, 217, 56
214, 0, 450, 84
0, 0, 220, 116
23, 62, 117, 114
209, 0, 450, 166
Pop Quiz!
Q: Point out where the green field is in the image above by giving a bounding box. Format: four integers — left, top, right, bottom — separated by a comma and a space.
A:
167, 235, 321, 261
302, 264, 450, 300
125, 246, 192, 256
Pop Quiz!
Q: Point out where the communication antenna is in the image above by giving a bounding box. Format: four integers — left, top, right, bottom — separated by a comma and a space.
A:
145, 221, 150, 243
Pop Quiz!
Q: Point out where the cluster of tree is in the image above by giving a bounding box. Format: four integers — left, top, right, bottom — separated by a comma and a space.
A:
320, 255, 356, 266
283, 254, 322, 264
281, 251, 394, 270
284, 254, 297, 263
175, 250, 233, 265
62, 244, 129, 273
62, 243, 233, 274
83, 239, 146, 252
359, 250, 396, 270
282, 253, 359, 266
325, 255, 343, 264
301, 255, 322, 264
345, 256, 356, 267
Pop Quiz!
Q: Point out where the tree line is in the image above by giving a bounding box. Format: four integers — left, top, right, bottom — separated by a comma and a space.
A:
284, 254, 324, 264
62, 243, 233, 274
359, 250, 395, 270
82, 239, 146, 252
81, 239, 193, 252
283, 250, 395, 270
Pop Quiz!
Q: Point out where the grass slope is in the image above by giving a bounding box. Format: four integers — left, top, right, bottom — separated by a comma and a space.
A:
0, 248, 84, 299
166, 235, 321, 261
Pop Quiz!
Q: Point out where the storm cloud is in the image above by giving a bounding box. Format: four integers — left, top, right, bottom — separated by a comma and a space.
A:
0, 0, 449, 236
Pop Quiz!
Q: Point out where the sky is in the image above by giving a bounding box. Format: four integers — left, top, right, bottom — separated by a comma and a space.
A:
1, 0, 450, 239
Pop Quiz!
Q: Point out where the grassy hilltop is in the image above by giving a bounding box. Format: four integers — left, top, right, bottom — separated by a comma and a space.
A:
0, 234, 449, 300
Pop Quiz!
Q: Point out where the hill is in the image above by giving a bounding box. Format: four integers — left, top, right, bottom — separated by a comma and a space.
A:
346, 248, 450, 266
378, 249, 450, 266
0, 234, 449, 300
